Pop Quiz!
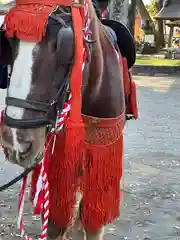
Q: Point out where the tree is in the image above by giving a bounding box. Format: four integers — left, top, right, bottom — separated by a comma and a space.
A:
136, 0, 156, 36
128, 0, 137, 35
156, 0, 165, 48
136, 0, 154, 23
145, 0, 165, 48
146, 0, 158, 17
108, 0, 129, 26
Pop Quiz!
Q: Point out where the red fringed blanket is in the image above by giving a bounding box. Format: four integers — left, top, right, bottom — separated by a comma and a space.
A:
30, 112, 125, 232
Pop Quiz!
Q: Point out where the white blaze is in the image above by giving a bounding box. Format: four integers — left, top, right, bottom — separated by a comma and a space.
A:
6, 41, 36, 152
6, 41, 36, 119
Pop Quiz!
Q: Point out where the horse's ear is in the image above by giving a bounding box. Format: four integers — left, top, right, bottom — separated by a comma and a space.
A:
57, 26, 74, 64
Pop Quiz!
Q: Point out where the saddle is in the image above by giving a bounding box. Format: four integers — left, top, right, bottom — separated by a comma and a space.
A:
102, 19, 136, 69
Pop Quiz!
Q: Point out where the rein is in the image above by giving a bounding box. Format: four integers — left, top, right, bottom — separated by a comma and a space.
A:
0, 166, 33, 192
4, 13, 73, 129
0, 147, 43, 192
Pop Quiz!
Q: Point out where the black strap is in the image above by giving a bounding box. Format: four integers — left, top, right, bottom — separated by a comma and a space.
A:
6, 97, 51, 113
4, 112, 54, 129
0, 167, 33, 192
0, 151, 43, 192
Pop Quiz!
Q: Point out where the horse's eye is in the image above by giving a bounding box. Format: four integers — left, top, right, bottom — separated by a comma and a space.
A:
32, 46, 39, 58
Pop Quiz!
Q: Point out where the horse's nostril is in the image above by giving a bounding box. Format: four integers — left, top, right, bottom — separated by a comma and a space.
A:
19, 141, 32, 155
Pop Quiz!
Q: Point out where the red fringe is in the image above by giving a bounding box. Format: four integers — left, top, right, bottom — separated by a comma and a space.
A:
46, 125, 84, 229
5, 7, 51, 42
47, 133, 77, 228
122, 57, 138, 119
122, 57, 130, 97
81, 135, 123, 232
30, 163, 41, 202
4, 0, 76, 41
128, 71, 138, 119
35, 132, 124, 231
46, 7, 85, 228
30, 113, 125, 231
16, 0, 72, 5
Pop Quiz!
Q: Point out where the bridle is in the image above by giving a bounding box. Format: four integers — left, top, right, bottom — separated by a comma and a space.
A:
4, 7, 74, 129
4, 71, 71, 129
4, 5, 92, 130
0, 5, 92, 192
0, 7, 76, 192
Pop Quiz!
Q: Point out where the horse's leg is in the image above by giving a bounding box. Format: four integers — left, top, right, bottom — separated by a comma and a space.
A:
47, 218, 68, 240
85, 227, 104, 240
69, 198, 86, 240
46, 198, 84, 240
78, 199, 104, 240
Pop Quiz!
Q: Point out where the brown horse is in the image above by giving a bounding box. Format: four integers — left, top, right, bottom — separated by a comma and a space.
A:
0, 1, 136, 239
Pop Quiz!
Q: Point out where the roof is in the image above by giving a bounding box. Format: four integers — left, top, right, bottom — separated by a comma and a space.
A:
165, 20, 180, 27
155, 4, 180, 20
155, 0, 180, 20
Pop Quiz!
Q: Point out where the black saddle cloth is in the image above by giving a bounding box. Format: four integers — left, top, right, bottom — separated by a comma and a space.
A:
102, 19, 136, 69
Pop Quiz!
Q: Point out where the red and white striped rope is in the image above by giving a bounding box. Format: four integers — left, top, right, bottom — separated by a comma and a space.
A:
18, 156, 49, 240
55, 93, 72, 130
17, 2, 90, 240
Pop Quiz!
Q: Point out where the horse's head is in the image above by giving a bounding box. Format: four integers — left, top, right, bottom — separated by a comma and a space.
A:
0, 6, 87, 168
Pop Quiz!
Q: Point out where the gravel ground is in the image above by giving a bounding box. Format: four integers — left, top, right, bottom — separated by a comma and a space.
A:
0, 75, 180, 239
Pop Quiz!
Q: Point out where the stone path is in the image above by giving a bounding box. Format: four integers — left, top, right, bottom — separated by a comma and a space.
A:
0, 75, 180, 239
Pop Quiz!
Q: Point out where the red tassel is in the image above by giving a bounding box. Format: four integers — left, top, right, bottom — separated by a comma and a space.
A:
79, 113, 125, 232
126, 70, 138, 119
47, 132, 81, 229
128, 78, 138, 119
122, 57, 138, 119
30, 162, 41, 202
29, 4, 85, 230
5, 8, 50, 42
122, 57, 130, 97
30, 113, 125, 231
63, 7, 85, 212
4, 0, 76, 41
81, 136, 124, 232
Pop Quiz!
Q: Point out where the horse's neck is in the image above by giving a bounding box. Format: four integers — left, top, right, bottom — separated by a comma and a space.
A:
88, 14, 104, 97
82, 3, 103, 99
82, 5, 125, 118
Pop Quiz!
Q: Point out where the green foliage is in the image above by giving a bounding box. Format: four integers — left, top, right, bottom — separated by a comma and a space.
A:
146, 0, 158, 17
136, 58, 180, 66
